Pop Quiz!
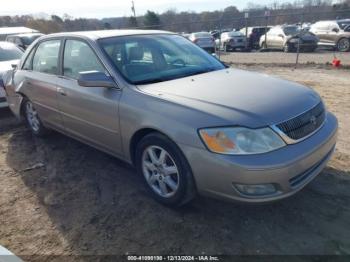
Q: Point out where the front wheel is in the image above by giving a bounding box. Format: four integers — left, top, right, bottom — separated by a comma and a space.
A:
23, 98, 48, 136
135, 133, 196, 206
337, 38, 350, 52
284, 43, 292, 53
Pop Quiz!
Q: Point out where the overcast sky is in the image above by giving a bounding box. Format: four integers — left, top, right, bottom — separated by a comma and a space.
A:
1, 0, 290, 19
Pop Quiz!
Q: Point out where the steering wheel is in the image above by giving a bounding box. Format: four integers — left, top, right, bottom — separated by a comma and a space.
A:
170, 58, 186, 67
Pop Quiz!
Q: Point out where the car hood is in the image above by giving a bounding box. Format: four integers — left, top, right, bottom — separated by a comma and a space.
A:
0, 60, 19, 77
137, 68, 321, 128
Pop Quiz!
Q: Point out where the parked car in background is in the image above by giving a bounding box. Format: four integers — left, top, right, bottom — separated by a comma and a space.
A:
0, 26, 39, 41
0, 41, 23, 108
181, 33, 190, 39
240, 26, 271, 49
3, 30, 338, 206
210, 29, 230, 40
259, 25, 319, 52
6, 33, 44, 50
310, 20, 350, 52
189, 32, 215, 53
216, 31, 247, 51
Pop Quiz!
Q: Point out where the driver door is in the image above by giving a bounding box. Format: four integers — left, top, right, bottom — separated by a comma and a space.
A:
56, 39, 122, 155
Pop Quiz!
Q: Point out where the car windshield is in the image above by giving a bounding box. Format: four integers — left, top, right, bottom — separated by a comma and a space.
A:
337, 21, 350, 30
0, 43, 23, 62
283, 26, 300, 36
99, 34, 225, 85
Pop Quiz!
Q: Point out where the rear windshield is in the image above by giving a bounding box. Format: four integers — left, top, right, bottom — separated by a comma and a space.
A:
193, 32, 212, 38
0, 43, 23, 62
227, 31, 244, 37
21, 35, 42, 45
337, 21, 350, 30
283, 26, 300, 36
99, 34, 225, 85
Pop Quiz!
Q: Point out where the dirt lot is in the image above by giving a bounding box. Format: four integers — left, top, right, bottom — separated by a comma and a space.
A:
220, 50, 350, 67
0, 64, 350, 261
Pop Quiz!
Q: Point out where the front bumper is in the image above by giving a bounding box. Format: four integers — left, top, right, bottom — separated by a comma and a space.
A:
180, 112, 338, 203
292, 42, 318, 50
227, 42, 246, 49
202, 47, 215, 53
0, 97, 8, 108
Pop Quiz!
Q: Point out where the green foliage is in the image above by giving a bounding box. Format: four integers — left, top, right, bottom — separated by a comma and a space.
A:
143, 10, 161, 29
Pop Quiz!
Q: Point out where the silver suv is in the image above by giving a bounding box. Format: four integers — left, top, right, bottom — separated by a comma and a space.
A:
310, 20, 350, 52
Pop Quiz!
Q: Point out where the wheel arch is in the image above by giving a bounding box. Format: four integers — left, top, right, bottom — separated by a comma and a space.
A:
337, 37, 350, 51
129, 128, 176, 166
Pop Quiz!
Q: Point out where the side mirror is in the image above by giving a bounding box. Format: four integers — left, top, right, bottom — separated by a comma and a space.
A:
332, 28, 339, 33
78, 71, 117, 88
278, 34, 284, 38
11, 64, 18, 70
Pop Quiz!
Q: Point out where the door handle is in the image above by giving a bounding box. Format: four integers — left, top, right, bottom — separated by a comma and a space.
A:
57, 87, 67, 96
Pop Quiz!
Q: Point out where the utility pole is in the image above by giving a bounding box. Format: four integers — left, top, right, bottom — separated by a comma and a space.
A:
131, 0, 136, 17
244, 12, 249, 50
264, 8, 270, 49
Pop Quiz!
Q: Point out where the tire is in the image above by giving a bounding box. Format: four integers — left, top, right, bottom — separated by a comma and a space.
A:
337, 38, 350, 52
223, 43, 229, 52
135, 132, 196, 206
284, 43, 292, 53
22, 98, 48, 136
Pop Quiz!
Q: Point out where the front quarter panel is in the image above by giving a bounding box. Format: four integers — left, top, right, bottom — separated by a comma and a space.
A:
119, 86, 222, 163
3, 70, 24, 118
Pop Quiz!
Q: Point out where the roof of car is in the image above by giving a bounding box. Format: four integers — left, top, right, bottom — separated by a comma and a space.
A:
9, 33, 44, 38
0, 41, 18, 48
42, 29, 175, 40
0, 27, 39, 35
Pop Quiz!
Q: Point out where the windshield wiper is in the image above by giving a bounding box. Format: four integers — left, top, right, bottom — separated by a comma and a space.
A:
185, 68, 218, 77
134, 68, 219, 85
134, 78, 167, 85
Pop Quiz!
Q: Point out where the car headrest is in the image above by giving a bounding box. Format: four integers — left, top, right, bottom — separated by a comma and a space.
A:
128, 46, 144, 61
78, 45, 92, 59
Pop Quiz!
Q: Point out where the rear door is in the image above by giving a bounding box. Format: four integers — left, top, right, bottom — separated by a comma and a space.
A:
312, 22, 330, 44
21, 39, 64, 130
324, 23, 341, 44
56, 38, 122, 155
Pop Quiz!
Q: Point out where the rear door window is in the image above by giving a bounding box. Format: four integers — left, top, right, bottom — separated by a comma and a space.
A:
32, 40, 61, 75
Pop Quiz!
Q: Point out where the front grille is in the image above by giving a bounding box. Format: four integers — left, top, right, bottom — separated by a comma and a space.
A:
277, 102, 325, 141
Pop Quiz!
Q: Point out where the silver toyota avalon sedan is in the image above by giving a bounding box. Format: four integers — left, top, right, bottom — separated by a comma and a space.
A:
3, 30, 338, 206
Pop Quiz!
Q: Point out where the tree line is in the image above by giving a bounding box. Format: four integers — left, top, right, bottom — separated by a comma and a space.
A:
0, 0, 349, 34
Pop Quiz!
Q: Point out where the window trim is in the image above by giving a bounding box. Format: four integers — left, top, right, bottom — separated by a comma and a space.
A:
21, 46, 37, 71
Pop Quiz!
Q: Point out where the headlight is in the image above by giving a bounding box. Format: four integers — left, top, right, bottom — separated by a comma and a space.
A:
199, 127, 286, 155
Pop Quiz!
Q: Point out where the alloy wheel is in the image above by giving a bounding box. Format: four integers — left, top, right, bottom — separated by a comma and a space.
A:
142, 145, 180, 198
25, 101, 40, 132
338, 38, 350, 52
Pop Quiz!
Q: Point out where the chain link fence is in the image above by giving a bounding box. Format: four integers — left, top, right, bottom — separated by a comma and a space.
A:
120, 8, 350, 68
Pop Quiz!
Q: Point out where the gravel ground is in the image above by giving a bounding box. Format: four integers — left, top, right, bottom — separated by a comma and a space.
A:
0, 65, 350, 261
